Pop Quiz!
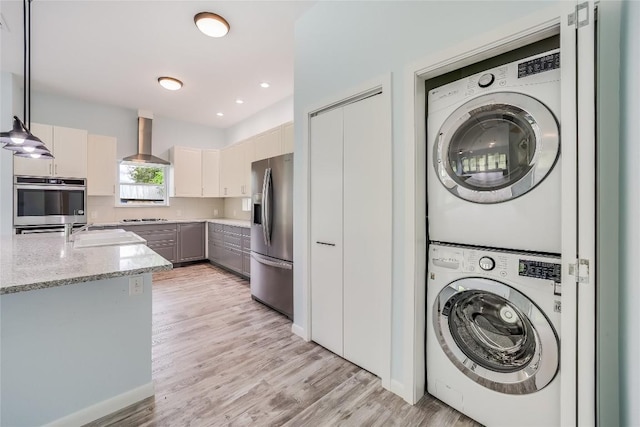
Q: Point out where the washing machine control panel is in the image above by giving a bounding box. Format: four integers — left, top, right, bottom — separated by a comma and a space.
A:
478, 256, 495, 271
518, 259, 561, 282
477, 73, 495, 88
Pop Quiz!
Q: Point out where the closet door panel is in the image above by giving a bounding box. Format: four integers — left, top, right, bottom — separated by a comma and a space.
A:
310, 108, 344, 356
343, 93, 389, 376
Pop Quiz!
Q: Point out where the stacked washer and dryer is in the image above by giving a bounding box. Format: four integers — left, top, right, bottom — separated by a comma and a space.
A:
426, 50, 564, 426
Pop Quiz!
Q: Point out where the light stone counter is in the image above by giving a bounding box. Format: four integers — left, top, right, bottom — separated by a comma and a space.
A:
0, 233, 172, 295
206, 218, 251, 228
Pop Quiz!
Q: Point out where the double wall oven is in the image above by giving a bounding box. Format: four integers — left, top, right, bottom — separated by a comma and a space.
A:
14, 176, 87, 234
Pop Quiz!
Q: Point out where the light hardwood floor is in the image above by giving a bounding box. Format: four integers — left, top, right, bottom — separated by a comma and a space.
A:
87, 263, 481, 427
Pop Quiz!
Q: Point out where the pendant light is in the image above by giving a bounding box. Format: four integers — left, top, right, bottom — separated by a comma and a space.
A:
0, 0, 53, 158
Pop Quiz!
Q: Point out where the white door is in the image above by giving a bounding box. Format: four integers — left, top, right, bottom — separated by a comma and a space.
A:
310, 107, 344, 356
87, 134, 117, 196
202, 149, 220, 197
343, 93, 389, 376
53, 126, 87, 178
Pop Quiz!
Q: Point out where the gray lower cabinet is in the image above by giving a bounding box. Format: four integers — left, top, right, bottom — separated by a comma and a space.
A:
207, 223, 250, 278
121, 223, 178, 263
177, 222, 205, 262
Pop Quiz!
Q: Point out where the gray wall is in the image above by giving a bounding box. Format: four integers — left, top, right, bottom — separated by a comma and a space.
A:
0, 72, 21, 237
620, 1, 640, 425
597, 2, 621, 426
293, 0, 555, 387
1, 274, 153, 426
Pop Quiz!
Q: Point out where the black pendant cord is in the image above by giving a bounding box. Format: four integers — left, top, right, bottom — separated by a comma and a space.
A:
22, 0, 26, 130
27, 0, 31, 131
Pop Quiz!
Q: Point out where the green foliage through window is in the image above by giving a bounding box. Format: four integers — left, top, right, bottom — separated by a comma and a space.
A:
128, 166, 164, 184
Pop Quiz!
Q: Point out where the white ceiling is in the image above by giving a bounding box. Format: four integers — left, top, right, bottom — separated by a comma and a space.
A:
0, 1, 315, 129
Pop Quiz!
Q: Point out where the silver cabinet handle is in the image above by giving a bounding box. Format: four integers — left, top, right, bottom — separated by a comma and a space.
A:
316, 241, 336, 246
54, 164, 57, 175
49, 164, 52, 175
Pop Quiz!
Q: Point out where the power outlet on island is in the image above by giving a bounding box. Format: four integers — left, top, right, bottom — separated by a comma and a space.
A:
129, 276, 144, 296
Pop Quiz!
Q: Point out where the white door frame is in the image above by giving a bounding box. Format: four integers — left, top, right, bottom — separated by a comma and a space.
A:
402, 4, 588, 419
299, 73, 393, 390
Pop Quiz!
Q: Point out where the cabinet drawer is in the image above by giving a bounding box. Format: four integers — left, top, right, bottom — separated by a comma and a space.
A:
210, 223, 225, 233
150, 244, 176, 263
225, 234, 242, 248
242, 234, 251, 250
224, 225, 243, 237
140, 231, 177, 243
122, 223, 177, 233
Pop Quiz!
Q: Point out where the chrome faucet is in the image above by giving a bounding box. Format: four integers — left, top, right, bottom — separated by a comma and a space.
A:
65, 223, 93, 243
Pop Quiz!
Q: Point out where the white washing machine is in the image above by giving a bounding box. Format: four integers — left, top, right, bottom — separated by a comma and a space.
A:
427, 49, 561, 254
426, 243, 561, 427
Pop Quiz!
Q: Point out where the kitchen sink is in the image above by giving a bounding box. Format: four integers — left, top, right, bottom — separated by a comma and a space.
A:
73, 230, 147, 248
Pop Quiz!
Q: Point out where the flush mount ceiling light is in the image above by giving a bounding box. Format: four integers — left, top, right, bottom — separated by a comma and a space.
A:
158, 77, 183, 91
216, 112, 224, 117
260, 82, 270, 88
1, 0, 53, 158
235, 99, 244, 104
194, 12, 230, 38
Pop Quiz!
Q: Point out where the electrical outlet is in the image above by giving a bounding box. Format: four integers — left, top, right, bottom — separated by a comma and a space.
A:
214, 209, 219, 216
129, 276, 143, 296
91, 211, 98, 219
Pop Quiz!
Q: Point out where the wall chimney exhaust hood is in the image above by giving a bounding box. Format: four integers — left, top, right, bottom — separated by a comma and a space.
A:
122, 112, 170, 165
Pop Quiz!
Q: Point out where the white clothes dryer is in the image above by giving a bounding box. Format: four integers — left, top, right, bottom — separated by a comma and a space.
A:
426, 243, 561, 427
427, 49, 561, 253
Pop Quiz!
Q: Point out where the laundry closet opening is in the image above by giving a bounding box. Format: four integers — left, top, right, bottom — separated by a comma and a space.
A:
424, 35, 560, 244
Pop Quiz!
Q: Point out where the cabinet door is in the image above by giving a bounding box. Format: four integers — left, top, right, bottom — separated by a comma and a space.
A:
87, 134, 117, 196
13, 122, 53, 176
171, 147, 202, 197
178, 222, 205, 262
53, 126, 88, 178
202, 149, 220, 197
240, 138, 255, 196
220, 144, 243, 197
282, 121, 294, 154
310, 107, 344, 356
342, 94, 387, 376
254, 127, 282, 161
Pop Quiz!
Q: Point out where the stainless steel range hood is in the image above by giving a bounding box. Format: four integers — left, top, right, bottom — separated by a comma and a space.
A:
122, 115, 170, 165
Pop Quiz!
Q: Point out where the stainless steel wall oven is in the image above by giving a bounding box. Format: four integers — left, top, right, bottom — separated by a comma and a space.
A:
14, 176, 87, 228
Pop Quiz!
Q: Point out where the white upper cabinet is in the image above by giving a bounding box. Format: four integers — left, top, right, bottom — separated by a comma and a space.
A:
87, 134, 117, 196
254, 127, 282, 161
202, 149, 220, 197
220, 137, 254, 197
14, 123, 88, 178
282, 121, 294, 154
170, 146, 203, 197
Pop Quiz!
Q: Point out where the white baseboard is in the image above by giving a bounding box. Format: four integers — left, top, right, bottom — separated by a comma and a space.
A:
390, 379, 408, 403
45, 382, 154, 427
291, 323, 308, 341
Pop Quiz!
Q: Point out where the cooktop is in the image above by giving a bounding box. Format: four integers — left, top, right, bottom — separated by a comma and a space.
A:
121, 218, 168, 223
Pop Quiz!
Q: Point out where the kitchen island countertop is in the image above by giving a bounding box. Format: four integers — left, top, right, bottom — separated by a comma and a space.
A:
0, 233, 172, 295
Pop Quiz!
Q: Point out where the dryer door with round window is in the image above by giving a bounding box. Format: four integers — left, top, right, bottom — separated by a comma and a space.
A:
433, 277, 559, 394
433, 92, 559, 204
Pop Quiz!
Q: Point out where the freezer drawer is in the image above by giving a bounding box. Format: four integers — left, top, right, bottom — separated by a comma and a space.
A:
250, 252, 293, 319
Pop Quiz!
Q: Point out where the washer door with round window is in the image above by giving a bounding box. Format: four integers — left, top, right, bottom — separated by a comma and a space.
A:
433, 277, 559, 394
433, 92, 559, 204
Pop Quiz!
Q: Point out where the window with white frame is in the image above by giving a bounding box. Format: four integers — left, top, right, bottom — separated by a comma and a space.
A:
118, 162, 169, 206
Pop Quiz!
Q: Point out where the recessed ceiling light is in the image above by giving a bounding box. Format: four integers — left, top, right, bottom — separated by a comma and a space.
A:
194, 12, 230, 38
158, 77, 183, 91
216, 112, 224, 117
235, 99, 244, 104
260, 82, 270, 88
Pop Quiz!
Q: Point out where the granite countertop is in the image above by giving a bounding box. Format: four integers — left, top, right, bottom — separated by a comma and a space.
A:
0, 233, 173, 295
93, 218, 251, 229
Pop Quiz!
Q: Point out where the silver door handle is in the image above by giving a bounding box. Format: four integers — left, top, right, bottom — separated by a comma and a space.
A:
49, 164, 52, 175
261, 167, 272, 246
251, 252, 292, 270
54, 164, 57, 175
316, 241, 336, 246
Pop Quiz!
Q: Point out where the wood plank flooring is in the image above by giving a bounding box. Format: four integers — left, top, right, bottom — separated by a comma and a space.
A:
86, 263, 481, 427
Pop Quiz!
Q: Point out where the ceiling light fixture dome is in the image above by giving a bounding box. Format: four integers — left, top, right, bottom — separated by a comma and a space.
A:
158, 77, 183, 91
260, 82, 270, 88
194, 12, 230, 38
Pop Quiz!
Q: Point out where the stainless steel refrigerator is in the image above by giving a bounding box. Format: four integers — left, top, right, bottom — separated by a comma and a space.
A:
250, 153, 293, 319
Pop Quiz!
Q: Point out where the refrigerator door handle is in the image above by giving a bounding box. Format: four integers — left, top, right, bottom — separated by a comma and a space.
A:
251, 252, 292, 270
261, 167, 273, 246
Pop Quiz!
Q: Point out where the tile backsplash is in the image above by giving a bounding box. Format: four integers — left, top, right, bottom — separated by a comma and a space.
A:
88, 196, 225, 223
223, 198, 252, 221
